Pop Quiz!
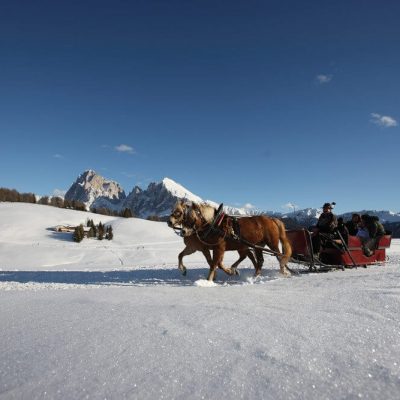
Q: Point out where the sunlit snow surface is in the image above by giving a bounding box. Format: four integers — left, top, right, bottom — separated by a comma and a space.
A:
1, 203, 399, 399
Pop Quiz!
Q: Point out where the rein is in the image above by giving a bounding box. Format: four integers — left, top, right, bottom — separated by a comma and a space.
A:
195, 228, 225, 247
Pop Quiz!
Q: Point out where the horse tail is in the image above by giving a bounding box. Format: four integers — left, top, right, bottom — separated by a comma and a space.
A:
275, 218, 292, 263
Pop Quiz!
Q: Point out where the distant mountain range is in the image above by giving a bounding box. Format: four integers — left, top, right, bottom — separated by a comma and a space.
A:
64, 170, 400, 223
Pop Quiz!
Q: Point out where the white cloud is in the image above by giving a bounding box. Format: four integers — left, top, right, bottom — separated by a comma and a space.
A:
115, 144, 135, 154
316, 74, 333, 84
282, 202, 298, 210
243, 203, 255, 210
53, 189, 66, 198
370, 113, 398, 128
53, 154, 64, 159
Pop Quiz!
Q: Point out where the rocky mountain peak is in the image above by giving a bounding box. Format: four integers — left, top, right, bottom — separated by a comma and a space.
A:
65, 170, 126, 210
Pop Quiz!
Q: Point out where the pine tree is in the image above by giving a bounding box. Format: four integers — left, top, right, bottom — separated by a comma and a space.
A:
87, 227, 95, 238
122, 208, 133, 218
73, 224, 84, 242
92, 222, 97, 237
106, 226, 113, 240
97, 222, 104, 240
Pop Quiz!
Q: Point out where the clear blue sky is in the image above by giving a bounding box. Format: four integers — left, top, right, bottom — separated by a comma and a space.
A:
0, 0, 399, 213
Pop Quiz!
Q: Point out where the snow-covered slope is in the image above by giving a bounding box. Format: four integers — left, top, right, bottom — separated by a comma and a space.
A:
0, 202, 184, 271
1, 202, 400, 400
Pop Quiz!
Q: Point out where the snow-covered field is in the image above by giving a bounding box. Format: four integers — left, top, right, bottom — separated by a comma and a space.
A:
1, 203, 399, 399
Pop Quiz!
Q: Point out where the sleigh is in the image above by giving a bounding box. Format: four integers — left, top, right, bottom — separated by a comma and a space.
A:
286, 229, 391, 271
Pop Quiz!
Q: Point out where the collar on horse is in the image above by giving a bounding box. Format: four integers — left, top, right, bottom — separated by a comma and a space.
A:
193, 203, 243, 246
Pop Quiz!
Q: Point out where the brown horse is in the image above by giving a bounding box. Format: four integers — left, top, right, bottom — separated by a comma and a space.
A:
180, 202, 292, 281
168, 200, 258, 276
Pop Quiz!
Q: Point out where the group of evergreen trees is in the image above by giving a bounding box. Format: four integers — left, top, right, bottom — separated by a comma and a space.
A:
73, 219, 114, 242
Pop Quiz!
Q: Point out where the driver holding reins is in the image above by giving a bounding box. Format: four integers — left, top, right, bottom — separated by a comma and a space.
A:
312, 202, 338, 255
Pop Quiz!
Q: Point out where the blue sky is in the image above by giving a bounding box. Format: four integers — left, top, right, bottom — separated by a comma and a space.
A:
0, 0, 399, 213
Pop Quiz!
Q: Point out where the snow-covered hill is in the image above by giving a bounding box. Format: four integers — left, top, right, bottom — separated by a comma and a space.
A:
1, 202, 400, 399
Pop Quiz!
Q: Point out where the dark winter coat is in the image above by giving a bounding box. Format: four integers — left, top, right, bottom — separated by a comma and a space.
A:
317, 212, 338, 233
345, 221, 359, 236
365, 217, 386, 238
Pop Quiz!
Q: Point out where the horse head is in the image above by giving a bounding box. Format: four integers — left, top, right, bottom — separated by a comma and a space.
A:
180, 202, 216, 236
168, 200, 186, 228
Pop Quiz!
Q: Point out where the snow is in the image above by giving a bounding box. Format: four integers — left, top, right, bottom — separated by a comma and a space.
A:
1, 202, 400, 399
162, 177, 203, 203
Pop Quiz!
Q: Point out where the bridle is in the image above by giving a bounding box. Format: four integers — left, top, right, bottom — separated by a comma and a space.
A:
185, 205, 229, 246
170, 203, 227, 245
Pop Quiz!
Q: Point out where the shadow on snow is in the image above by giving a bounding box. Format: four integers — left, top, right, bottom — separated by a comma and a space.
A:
0, 268, 281, 287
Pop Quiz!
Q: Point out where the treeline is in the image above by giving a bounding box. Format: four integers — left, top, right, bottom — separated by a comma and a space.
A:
92, 207, 135, 218
92, 207, 162, 221
0, 187, 87, 211
0, 188, 37, 204
0, 187, 139, 219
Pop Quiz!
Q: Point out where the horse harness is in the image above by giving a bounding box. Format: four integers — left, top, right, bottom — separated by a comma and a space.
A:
192, 204, 283, 258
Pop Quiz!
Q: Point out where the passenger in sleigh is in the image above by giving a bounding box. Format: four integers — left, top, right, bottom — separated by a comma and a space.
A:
358, 214, 386, 257
345, 213, 361, 236
336, 217, 349, 243
311, 202, 338, 255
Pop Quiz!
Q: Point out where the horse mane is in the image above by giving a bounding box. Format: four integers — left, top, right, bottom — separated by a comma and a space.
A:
193, 202, 216, 223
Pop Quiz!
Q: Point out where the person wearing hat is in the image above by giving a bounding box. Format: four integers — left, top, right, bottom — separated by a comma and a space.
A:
316, 202, 338, 233
312, 202, 338, 255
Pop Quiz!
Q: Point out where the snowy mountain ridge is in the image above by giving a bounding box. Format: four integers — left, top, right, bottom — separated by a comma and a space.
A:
64, 170, 400, 222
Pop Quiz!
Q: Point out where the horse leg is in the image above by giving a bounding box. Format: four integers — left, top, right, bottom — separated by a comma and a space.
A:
217, 261, 234, 276
269, 241, 291, 277
254, 249, 264, 276
201, 248, 213, 267
229, 249, 249, 275
208, 247, 226, 281
246, 250, 259, 271
178, 246, 196, 275
273, 218, 292, 276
